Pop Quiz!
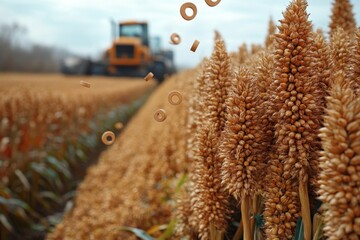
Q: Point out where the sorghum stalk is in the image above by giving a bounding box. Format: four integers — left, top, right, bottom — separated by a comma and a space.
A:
192, 35, 232, 240
220, 65, 272, 239
264, 0, 326, 238
180, 59, 210, 236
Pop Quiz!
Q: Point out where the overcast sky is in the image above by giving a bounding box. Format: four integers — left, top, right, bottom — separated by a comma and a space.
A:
0, 0, 359, 68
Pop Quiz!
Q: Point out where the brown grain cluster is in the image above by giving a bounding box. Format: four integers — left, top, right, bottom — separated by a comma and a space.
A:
264, 0, 327, 238
220, 67, 271, 200
349, 29, 360, 92
265, 17, 277, 48
330, 27, 353, 75
238, 43, 249, 65
174, 187, 198, 239
329, 0, 357, 37
318, 72, 360, 240
191, 36, 232, 240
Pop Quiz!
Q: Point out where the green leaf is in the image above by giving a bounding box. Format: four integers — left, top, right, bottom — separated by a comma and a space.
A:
13, 207, 29, 222
63, 200, 74, 214
0, 196, 39, 221
45, 156, 72, 180
147, 224, 168, 235
175, 174, 187, 194
0, 214, 13, 232
231, 221, 240, 228
0, 196, 31, 211
76, 149, 87, 162
158, 219, 176, 240
31, 162, 63, 189
0, 188, 12, 198
118, 226, 154, 240
62, 191, 77, 202
38, 191, 61, 204
313, 216, 324, 240
254, 214, 264, 227
254, 214, 264, 240
293, 217, 304, 240
14, 169, 30, 191
31, 223, 46, 232
47, 213, 63, 226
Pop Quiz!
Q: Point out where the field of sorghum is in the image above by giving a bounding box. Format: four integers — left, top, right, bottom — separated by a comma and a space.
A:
0, 74, 154, 239
26, 0, 360, 239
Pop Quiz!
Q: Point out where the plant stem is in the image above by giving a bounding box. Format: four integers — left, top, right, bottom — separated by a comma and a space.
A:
210, 223, 216, 240
210, 223, 224, 240
299, 180, 311, 240
250, 195, 258, 238
241, 195, 251, 240
216, 230, 224, 240
233, 220, 243, 240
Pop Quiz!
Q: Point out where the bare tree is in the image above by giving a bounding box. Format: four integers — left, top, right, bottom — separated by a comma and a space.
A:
0, 22, 71, 73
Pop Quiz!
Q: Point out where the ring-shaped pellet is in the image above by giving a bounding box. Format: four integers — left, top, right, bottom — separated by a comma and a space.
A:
170, 33, 182, 45
102, 131, 115, 145
205, 0, 221, 7
144, 72, 154, 81
154, 109, 167, 122
168, 91, 183, 105
180, 2, 197, 21
80, 80, 91, 88
190, 40, 200, 52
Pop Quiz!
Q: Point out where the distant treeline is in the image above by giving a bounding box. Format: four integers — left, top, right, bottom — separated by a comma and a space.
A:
0, 22, 73, 73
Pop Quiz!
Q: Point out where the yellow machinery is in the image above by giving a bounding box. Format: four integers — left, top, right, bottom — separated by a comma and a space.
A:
61, 21, 175, 82
105, 21, 175, 81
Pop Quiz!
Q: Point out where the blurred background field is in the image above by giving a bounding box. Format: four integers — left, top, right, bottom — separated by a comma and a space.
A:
0, 73, 150, 94
0, 74, 154, 239
0, 73, 152, 92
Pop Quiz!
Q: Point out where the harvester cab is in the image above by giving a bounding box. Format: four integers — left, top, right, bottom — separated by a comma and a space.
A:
106, 21, 150, 76
120, 22, 149, 45
106, 21, 175, 81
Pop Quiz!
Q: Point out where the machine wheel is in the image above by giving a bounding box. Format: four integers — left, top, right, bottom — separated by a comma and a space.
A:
152, 61, 165, 82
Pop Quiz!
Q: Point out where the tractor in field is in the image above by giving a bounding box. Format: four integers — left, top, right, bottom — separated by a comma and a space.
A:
61, 21, 175, 82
